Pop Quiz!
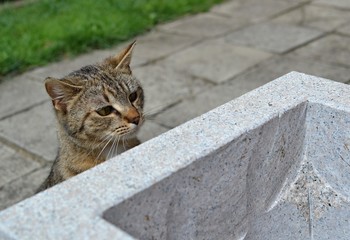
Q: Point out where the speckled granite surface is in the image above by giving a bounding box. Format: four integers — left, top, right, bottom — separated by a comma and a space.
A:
0, 72, 349, 239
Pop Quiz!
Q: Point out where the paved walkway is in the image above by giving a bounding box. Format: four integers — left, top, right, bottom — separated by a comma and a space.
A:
1, 0, 350, 210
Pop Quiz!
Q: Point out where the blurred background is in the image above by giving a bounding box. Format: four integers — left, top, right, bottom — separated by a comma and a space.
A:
0, 0, 223, 78
0, 0, 350, 210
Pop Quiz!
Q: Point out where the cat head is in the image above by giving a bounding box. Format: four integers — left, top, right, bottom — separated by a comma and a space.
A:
45, 41, 144, 149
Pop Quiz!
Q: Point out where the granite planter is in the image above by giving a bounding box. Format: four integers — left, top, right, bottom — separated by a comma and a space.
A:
0, 72, 349, 239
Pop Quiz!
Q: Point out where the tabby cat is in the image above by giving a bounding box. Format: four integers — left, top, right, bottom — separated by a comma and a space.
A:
37, 41, 144, 192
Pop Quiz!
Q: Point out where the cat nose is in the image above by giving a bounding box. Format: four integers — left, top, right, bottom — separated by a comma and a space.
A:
125, 108, 140, 125
130, 116, 140, 125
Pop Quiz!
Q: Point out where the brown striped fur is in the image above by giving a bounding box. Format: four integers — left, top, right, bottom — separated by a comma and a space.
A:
37, 42, 144, 192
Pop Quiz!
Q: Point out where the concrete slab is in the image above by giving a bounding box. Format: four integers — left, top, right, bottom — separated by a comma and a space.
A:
26, 32, 199, 82
224, 22, 324, 53
232, 55, 350, 84
26, 49, 113, 81
1, 73, 350, 239
0, 101, 58, 162
272, 4, 350, 31
137, 121, 169, 144
211, 0, 308, 22
132, 31, 200, 66
133, 62, 213, 111
154, 82, 250, 128
0, 77, 48, 119
0, 144, 41, 188
158, 13, 243, 38
163, 38, 272, 83
0, 166, 50, 211
314, 0, 350, 9
338, 23, 350, 36
290, 34, 350, 67
156, 54, 350, 128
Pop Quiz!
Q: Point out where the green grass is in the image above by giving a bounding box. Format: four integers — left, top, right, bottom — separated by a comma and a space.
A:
0, 0, 224, 78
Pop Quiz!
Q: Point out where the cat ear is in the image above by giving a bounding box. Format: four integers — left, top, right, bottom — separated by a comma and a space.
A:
45, 77, 83, 112
112, 40, 136, 73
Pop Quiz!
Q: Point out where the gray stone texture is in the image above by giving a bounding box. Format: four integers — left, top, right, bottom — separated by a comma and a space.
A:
338, 23, 350, 36
132, 31, 200, 66
134, 63, 213, 111
314, 0, 350, 9
272, 4, 350, 31
2, 73, 350, 239
163, 38, 272, 83
225, 22, 324, 53
26, 49, 112, 81
0, 144, 40, 188
232, 55, 350, 84
0, 77, 48, 119
211, 0, 308, 23
137, 121, 169, 144
154, 82, 250, 128
0, 166, 50, 211
1, 0, 350, 233
0, 101, 58, 161
290, 34, 350, 67
155, 55, 350, 128
158, 13, 243, 38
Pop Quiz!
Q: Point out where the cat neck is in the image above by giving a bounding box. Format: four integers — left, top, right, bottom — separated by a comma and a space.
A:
56, 124, 107, 173
56, 123, 130, 168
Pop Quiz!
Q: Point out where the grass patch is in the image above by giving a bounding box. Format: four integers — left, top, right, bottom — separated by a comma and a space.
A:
0, 0, 224, 78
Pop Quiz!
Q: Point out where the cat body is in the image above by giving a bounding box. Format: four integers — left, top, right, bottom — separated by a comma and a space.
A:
37, 42, 144, 192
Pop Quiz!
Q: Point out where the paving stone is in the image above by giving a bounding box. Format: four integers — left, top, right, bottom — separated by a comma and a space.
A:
137, 121, 169, 143
314, 0, 350, 9
290, 34, 350, 67
155, 71, 274, 128
132, 31, 200, 66
231, 55, 350, 84
158, 13, 245, 38
26, 32, 199, 81
225, 22, 324, 53
0, 144, 41, 188
0, 101, 58, 161
27, 48, 117, 80
0, 77, 48, 119
133, 63, 213, 112
337, 23, 350, 36
0, 166, 50, 211
154, 71, 273, 128
154, 83, 240, 128
155, 54, 350, 128
211, 0, 308, 23
163, 38, 272, 83
272, 4, 350, 31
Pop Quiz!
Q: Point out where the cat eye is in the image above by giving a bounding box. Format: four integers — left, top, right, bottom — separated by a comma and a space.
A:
96, 106, 114, 116
128, 92, 138, 102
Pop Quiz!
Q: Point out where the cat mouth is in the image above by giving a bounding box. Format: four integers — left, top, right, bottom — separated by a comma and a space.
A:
113, 124, 139, 138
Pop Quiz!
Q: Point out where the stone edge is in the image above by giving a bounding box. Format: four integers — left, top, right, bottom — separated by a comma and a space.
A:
0, 72, 350, 239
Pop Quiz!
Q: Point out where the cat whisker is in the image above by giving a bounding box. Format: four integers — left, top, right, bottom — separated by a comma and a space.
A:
107, 136, 117, 160
122, 138, 126, 151
115, 136, 121, 156
111, 136, 121, 158
95, 135, 114, 162
86, 133, 113, 158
